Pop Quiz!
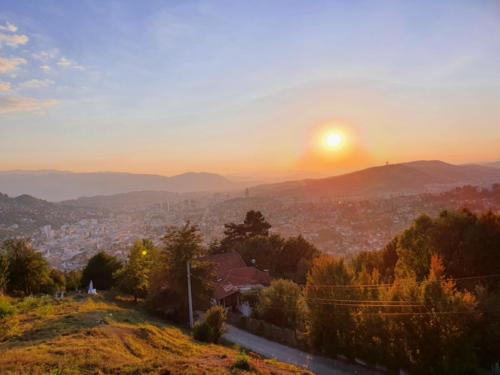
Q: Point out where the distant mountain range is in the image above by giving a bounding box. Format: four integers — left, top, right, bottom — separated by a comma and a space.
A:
0, 171, 237, 201
249, 160, 500, 200
2, 160, 499, 203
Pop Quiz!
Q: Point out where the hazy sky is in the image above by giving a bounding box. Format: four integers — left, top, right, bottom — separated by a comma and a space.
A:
1, 0, 499, 176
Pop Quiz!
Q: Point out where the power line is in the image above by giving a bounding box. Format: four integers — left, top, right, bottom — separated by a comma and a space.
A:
307, 273, 500, 290
266, 293, 424, 307
305, 297, 423, 307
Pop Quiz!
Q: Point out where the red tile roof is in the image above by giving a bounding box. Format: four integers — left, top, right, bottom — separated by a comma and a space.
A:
202, 252, 271, 301
223, 266, 271, 287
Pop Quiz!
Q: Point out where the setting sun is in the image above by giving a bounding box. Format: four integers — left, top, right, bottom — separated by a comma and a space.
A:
324, 132, 343, 149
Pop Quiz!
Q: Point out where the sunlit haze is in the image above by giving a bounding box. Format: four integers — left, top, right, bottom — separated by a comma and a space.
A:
1, 1, 499, 177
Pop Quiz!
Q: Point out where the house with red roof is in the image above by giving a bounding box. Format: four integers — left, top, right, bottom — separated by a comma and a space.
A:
202, 252, 271, 309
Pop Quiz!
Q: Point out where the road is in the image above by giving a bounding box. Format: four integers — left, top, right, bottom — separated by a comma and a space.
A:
224, 325, 380, 375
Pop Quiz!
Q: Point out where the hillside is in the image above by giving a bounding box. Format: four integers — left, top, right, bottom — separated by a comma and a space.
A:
0, 294, 309, 375
250, 160, 500, 200
0, 193, 98, 240
0, 171, 237, 201
62, 190, 184, 211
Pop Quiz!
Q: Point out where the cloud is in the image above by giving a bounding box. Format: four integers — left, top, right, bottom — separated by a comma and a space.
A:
32, 49, 59, 62
0, 32, 29, 48
57, 57, 84, 70
57, 57, 71, 68
0, 95, 57, 114
40, 64, 51, 73
19, 79, 54, 89
0, 57, 27, 74
0, 81, 11, 92
0, 22, 17, 32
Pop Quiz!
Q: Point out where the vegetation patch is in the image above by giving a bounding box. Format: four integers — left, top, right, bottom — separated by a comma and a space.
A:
0, 294, 310, 374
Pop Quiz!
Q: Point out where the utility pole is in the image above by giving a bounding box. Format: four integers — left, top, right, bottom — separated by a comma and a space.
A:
186, 260, 194, 328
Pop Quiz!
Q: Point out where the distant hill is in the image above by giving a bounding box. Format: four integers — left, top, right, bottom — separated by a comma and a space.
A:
250, 160, 500, 200
0, 171, 237, 201
62, 190, 186, 211
0, 193, 96, 239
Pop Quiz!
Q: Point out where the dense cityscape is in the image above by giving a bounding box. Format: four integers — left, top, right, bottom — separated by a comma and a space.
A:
11, 185, 495, 270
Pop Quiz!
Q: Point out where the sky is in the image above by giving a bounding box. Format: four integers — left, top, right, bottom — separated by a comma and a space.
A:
0, 0, 499, 177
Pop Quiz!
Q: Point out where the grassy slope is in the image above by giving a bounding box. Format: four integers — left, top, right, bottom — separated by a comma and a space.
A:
0, 294, 309, 375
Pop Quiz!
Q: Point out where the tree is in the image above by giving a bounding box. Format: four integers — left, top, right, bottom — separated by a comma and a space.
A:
275, 235, 319, 284
412, 255, 479, 374
64, 270, 82, 291
45, 268, 66, 294
351, 237, 399, 283
0, 252, 8, 294
81, 251, 122, 290
222, 210, 272, 249
117, 239, 158, 301
2, 239, 51, 295
305, 255, 357, 358
395, 214, 435, 280
235, 234, 284, 273
148, 223, 213, 322
394, 210, 500, 284
243, 210, 272, 237
255, 279, 304, 329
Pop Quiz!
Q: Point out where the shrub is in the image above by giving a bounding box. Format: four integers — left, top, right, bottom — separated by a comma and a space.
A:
0, 297, 17, 340
204, 306, 226, 343
232, 352, 251, 371
192, 321, 213, 342
0, 297, 15, 319
192, 306, 227, 343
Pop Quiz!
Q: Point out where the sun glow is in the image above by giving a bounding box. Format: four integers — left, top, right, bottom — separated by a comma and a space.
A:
324, 132, 343, 149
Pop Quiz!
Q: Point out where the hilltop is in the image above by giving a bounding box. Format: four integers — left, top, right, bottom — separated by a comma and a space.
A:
250, 160, 500, 200
0, 294, 309, 375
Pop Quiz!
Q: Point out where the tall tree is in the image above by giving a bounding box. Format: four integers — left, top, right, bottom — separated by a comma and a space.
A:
149, 223, 213, 322
235, 234, 284, 273
2, 239, 51, 295
305, 255, 357, 358
222, 210, 272, 248
81, 251, 122, 290
117, 239, 158, 301
275, 235, 319, 283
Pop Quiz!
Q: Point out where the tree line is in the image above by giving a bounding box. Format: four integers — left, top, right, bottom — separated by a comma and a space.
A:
252, 209, 500, 374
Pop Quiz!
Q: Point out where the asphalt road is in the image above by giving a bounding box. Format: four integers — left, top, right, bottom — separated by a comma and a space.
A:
224, 325, 380, 375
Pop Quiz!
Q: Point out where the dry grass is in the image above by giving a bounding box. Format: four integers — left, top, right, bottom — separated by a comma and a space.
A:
0, 294, 310, 375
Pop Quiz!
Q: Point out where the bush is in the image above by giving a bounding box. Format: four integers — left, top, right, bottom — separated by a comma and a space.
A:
192, 306, 227, 343
0, 297, 15, 319
0, 297, 17, 340
193, 321, 213, 342
232, 352, 251, 371
204, 306, 226, 343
